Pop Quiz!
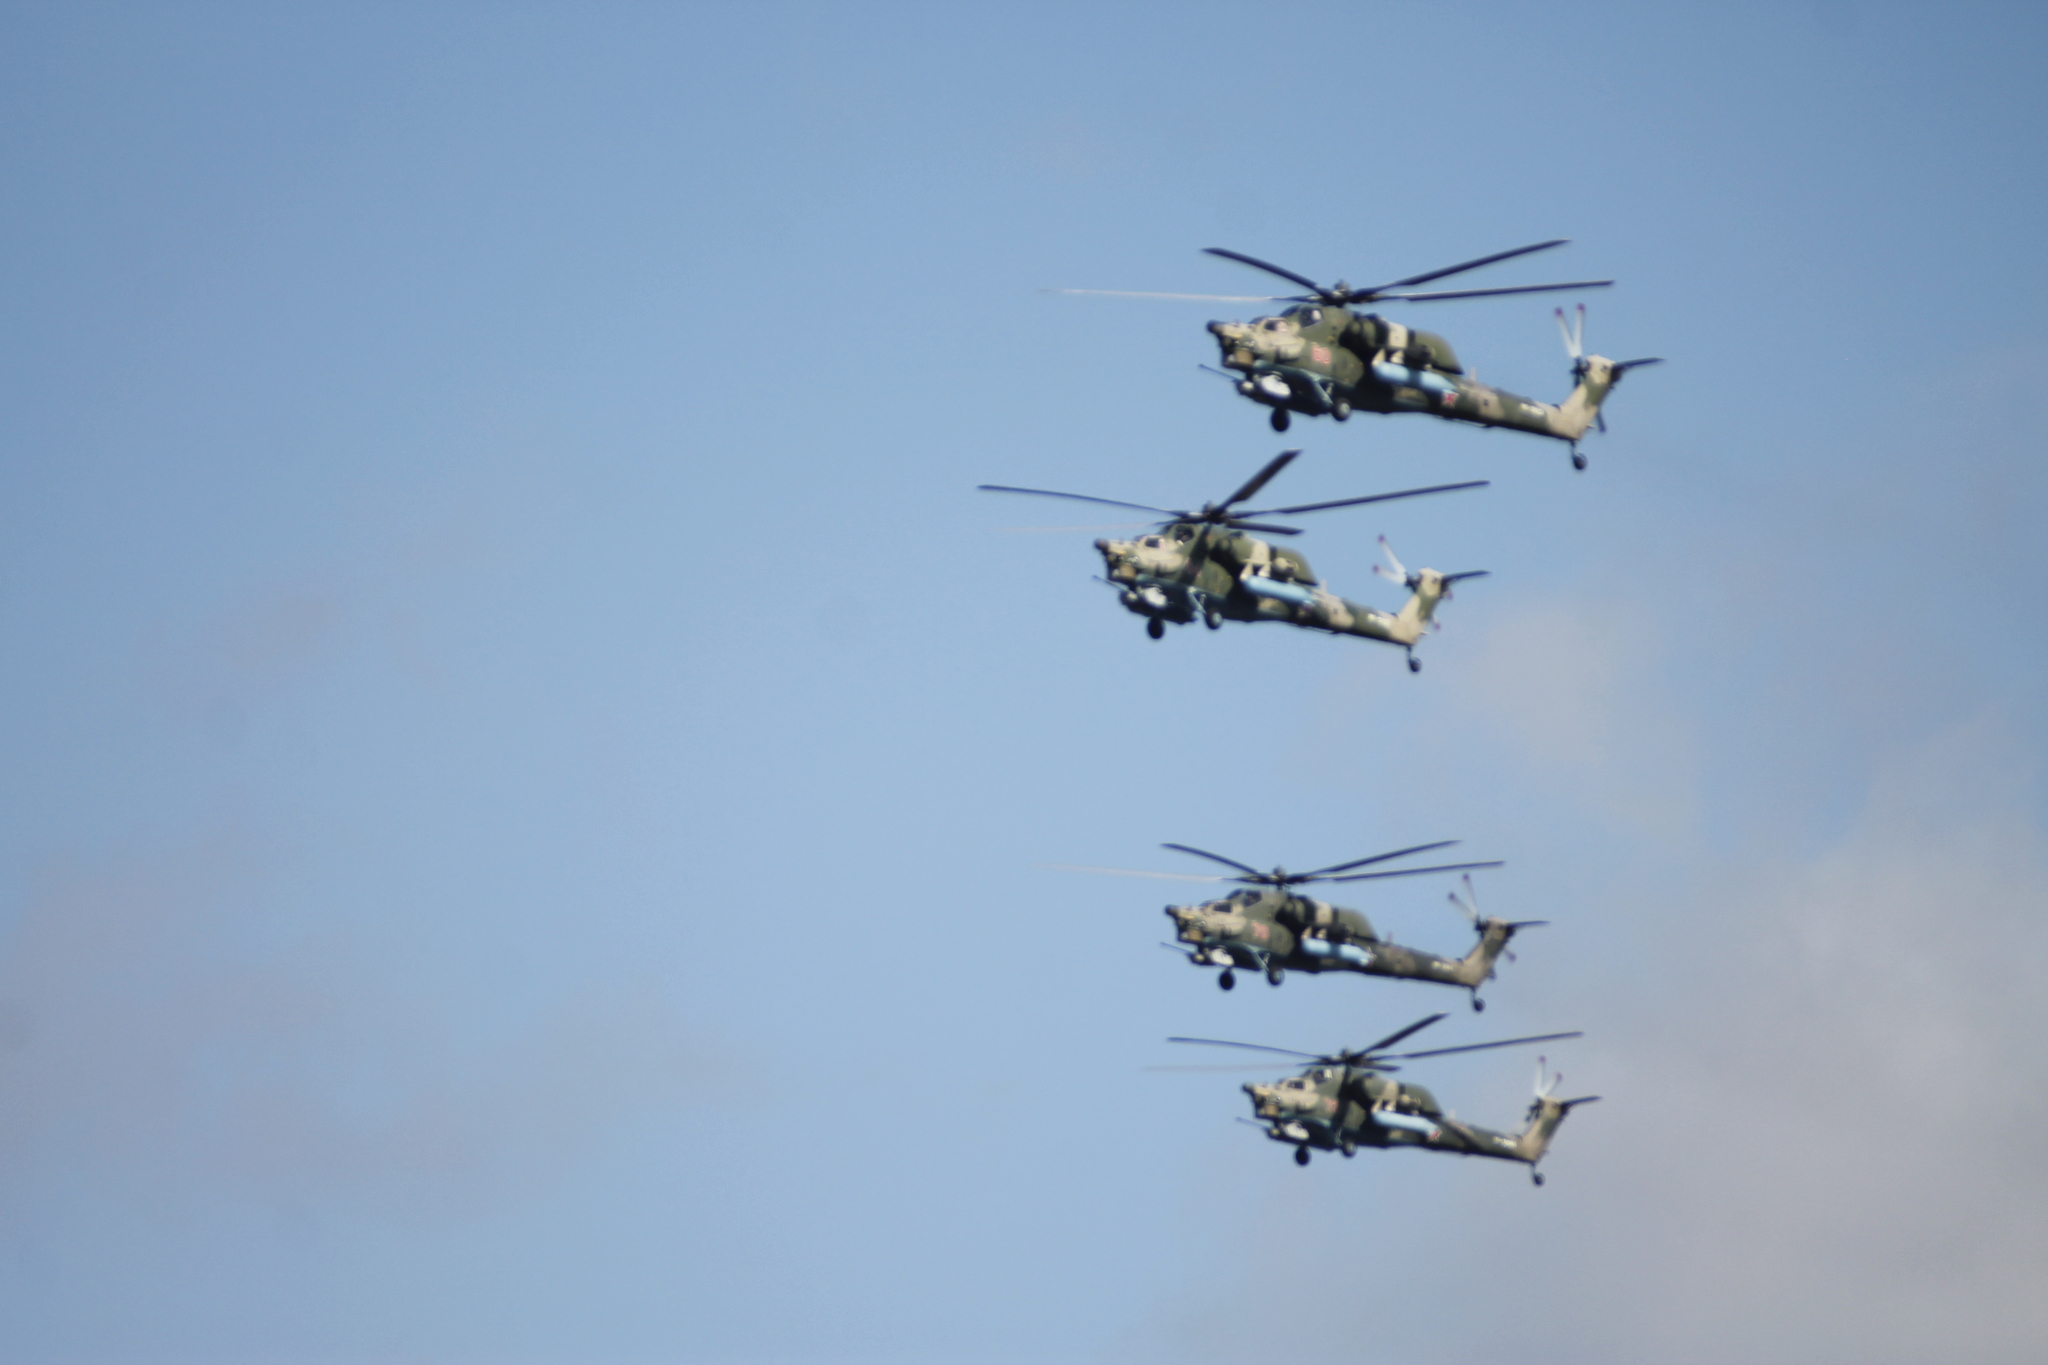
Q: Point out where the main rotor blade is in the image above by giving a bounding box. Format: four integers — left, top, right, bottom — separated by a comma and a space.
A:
1037, 862, 1226, 883
1386, 1030, 1583, 1062
1203, 248, 1327, 296
1358, 1014, 1448, 1056
1368, 239, 1569, 292
1161, 843, 1265, 878
1219, 449, 1301, 510
1375, 280, 1614, 303
1226, 522, 1303, 536
1319, 859, 1505, 884
1296, 840, 1461, 879
1044, 288, 1291, 302
1167, 1037, 1323, 1059
1243, 480, 1490, 517
977, 485, 1177, 515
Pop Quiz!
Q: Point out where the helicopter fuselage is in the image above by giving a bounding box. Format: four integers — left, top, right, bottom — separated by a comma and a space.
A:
1166, 886, 1512, 992
1209, 303, 1603, 441
1096, 521, 1446, 648
1244, 1063, 1545, 1164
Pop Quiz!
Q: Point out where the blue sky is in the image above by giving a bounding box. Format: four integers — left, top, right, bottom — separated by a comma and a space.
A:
3, 4, 2046, 1362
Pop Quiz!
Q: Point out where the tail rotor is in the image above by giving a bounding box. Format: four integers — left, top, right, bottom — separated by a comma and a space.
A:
1555, 304, 1604, 432
1448, 872, 1514, 961
1555, 303, 1662, 436
1372, 535, 1415, 590
1374, 536, 1487, 603
1555, 303, 1586, 375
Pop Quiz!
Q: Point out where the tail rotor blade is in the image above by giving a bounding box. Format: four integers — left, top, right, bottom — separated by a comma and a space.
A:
1448, 872, 1480, 925
1378, 535, 1409, 583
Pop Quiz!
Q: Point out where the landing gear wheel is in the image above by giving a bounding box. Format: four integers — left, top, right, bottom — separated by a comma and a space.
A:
1531, 1171, 1546, 1187
1270, 410, 1290, 433
1203, 608, 1223, 630
1265, 966, 1285, 987
1471, 996, 1486, 1013
1571, 450, 1587, 471
1217, 970, 1236, 991
1407, 655, 1421, 674
1146, 617, 1165, 640
1340, 1138, 1356, 1158
1295, 1146, 1311, 1167
1332, 401, 1351, 421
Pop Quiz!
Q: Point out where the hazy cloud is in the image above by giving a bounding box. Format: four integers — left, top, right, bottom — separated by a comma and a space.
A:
0, 842, 721, 1219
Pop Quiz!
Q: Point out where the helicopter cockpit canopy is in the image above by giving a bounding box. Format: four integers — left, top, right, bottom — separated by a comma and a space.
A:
1398, 1083, 1442, 1117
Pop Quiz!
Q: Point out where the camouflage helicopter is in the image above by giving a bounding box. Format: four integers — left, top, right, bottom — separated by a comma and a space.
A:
1166, 1013, 1597, 1181
1065, 840, 1541, 1009
980, 449, 1486, 670
1057, 240, 1660, 469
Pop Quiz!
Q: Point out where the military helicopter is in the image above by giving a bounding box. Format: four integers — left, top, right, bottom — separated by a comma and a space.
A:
1056, 240, 1660, 469
1058, 840, 1537, 1008
980, 449, 1487, 670
1165, 1014, 1597, 1181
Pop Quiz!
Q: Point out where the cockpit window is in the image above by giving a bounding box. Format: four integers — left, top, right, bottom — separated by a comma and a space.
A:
1260, 318, 1288, 332
1140, 536, 1162, 549
1297, 308, 1322, 327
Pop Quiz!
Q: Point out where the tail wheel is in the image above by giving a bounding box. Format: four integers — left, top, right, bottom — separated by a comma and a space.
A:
1146, 618, 1165, 640
1204, 608, 1223, 630
1407, 655, 1421, 674
1294, 1146, 1311, 1167
1270, 410, 1290, 433
1265, 966, 1285, 987
1571, 450, 1587, 471
1332, 401, 1351, 421
1217, 970, 1235, 991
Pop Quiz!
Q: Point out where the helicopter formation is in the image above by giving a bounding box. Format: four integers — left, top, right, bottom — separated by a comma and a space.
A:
987, 239, 1656, 1182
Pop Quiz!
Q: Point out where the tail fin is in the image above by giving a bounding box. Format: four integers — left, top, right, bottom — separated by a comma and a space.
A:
1548, 305, 1661, 442
1390, 570, 1449, 644
1512, 1092, 1599, 1165
1452, 919, 1517, 987
1551, 357, 1619, 442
